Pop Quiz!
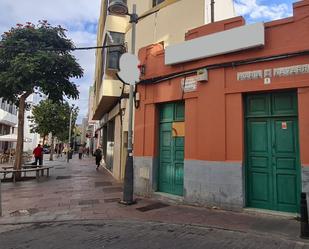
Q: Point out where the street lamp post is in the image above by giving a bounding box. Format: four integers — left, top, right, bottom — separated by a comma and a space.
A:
108, 1, 138, 205
67, 108, 73, 163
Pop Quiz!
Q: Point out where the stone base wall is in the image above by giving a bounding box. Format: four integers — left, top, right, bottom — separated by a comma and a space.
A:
134, 157, 244, 210
184, 160, 244, 210
302, 166, 309, 193
133, 156, 158, 197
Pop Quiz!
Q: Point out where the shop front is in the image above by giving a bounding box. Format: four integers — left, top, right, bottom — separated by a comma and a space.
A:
133, 0, 309, 212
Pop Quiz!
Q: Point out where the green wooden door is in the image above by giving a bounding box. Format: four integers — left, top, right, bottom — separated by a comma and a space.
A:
159, 102, 185, 196
246, 91, 301, 213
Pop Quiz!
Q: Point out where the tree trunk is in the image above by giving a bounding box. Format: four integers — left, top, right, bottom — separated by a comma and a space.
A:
14, 92, 31, 178
49, 135, 55, 161
42, 135, 46, 146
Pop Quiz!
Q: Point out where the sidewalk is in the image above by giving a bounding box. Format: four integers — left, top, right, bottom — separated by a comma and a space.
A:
0, 155, 305, 242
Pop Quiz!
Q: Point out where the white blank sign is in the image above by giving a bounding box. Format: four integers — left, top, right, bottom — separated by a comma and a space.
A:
165, 22, 265, 65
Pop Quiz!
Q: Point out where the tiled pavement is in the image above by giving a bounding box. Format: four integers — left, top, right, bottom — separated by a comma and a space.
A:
1, 220, 309, 249
0, 155, 307, 244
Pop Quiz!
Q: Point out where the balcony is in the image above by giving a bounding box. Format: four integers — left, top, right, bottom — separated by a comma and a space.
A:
92, 79, 124, 120
0, 109, 18, 126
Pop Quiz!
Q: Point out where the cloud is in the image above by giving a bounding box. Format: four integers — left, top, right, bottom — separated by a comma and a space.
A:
234, 0, 292, 22
0, 0, 101, 123
0, 0, 100, 33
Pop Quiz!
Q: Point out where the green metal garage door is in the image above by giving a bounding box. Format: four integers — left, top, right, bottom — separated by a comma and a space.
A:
246, 91, 301, 213
159, 102, 184, 196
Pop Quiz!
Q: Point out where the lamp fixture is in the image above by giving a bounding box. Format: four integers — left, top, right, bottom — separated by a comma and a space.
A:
108, 0, 129, 16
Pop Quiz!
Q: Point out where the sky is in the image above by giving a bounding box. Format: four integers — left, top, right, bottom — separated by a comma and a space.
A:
0, 0, 101, 124
0, 0, 298, 123
234, 0, 296, 22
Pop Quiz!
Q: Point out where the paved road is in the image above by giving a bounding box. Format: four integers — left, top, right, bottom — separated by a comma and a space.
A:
1, 156, 308, 247
0, 219, 308, 249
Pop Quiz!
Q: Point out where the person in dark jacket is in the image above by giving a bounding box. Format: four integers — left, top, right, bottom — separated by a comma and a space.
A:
94, 147, 102, 170
78, 146, 84, 159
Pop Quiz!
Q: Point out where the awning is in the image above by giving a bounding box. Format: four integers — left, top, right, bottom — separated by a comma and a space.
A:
0, 134, 32, 142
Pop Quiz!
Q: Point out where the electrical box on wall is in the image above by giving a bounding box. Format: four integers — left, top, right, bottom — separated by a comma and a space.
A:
120, 98, 127, 110
196, 68, 208, 82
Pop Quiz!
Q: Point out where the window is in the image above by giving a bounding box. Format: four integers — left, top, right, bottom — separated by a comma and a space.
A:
106, 31, 125, 70
1, 100, 6, 110
8, 104, 13, 114
153, 0, 165, 7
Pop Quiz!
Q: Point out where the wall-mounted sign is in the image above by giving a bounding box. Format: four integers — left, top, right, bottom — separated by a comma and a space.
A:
264, 78, 271, 84
181, 77, 197, 93
282, 122, 287, 130
237, 64, 309, 82
165, 22, 265, 65
237, 70, 263, 81
274, 64, 309, 77
172, 122, 185, 137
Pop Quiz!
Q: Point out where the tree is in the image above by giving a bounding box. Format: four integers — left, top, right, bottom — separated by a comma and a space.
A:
29, 100, 79, 161
0, 21, 83, 172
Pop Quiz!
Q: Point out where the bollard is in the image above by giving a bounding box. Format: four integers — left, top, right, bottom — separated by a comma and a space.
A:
300, 192, 309, 239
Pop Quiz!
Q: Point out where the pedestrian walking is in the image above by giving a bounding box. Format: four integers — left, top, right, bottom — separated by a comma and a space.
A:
94, 147, 102, 170
59, 143, 63, 157
78, 146, 84, 160
63, 146, 68, 155
33, 144, 43, 165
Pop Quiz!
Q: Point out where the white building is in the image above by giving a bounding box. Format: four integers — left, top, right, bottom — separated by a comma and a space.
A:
0, 98, 18, 152
24, 94, 41, 152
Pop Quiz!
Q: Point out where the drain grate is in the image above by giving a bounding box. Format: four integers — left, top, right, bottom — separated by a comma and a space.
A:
103, 187, 123, 193
10, 208, 39, 217
136, 202, 169, 212
56, 176, 72, 180
104, 198, 121, 203
95, 182, 112, 187
78, 199, 100, 205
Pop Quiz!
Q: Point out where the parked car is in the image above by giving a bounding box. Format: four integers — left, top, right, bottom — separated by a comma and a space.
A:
43, 147, 50, 154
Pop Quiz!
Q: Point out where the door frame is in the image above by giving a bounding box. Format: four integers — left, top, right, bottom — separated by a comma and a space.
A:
157, 101, 185, 196
244, 90, 302, 213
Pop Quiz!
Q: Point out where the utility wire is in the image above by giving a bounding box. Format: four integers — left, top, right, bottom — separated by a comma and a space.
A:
72, 44, 126, 51
0, 44, 126, 51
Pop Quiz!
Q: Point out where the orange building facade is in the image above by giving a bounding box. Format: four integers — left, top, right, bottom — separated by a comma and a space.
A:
133, 1, 309, 212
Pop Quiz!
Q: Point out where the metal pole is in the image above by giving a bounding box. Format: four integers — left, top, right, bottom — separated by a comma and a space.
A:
122, 4, 137, 205
211, 0, 215, 23
67, 109, 73, 163
0, 179, 2, 216
300, 192, 309, 239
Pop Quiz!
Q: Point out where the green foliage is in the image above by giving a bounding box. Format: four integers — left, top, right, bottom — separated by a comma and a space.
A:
29, 99, 79, 142
0, 21, 83, 105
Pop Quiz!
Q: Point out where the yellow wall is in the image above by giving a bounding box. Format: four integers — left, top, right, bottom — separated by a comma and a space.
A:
94, 0, 208, 113
92, 0, 235, 181
126, 0, 205, 53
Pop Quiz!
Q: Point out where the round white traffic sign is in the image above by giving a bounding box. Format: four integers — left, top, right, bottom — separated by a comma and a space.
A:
118, 53, 140, 85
